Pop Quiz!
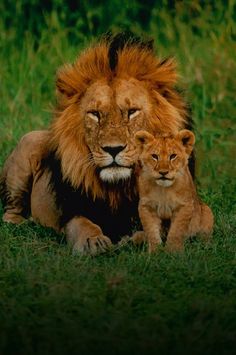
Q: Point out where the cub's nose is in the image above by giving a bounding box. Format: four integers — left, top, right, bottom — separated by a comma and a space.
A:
102, 145, 126, 158
159, 171, 169, 176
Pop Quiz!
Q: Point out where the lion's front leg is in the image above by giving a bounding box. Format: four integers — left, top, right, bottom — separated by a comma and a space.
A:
64, 216, 112, 255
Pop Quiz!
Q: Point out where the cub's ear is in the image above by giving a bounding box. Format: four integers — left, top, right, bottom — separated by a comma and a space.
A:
177, 129, 195, 155
56, 64, 78, 98
135, 131, 155, 149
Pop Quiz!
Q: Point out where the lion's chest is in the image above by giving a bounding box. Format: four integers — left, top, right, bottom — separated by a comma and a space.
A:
59, 187, 139, 243
46, 155, 140, 243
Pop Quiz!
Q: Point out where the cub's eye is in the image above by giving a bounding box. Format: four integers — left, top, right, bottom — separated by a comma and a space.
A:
128, 108, 140, 119
87, 111, 100, 122
151, 154, 159, 161
170, 154, 177, 160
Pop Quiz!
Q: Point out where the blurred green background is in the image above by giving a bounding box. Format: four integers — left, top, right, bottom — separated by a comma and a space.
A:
1, 0, 235, 43
0, 1, 236, 355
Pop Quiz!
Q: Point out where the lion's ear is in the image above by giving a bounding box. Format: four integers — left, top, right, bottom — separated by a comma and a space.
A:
177, 129, 195, 155
56, 65, 78, 98
135, 130, 154, 149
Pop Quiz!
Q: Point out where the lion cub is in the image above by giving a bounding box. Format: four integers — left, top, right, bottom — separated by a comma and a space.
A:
134, 129, 214, 253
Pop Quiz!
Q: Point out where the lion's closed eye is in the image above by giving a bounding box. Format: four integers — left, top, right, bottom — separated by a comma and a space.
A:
87, 111, 100, 122
128, 108, 140, 119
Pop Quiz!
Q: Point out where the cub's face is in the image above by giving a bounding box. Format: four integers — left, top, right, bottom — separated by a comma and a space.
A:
135, 130, 195, 187
79, 78, 153, 183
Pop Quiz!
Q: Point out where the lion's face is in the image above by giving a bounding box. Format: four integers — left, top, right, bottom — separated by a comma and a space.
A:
135, 130, 195, 187
80, 78, 153, 182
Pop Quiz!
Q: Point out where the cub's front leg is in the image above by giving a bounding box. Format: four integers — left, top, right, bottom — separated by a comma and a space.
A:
64, 216, 112, 256
165, 206, 193, 252
138, 203, 162, 253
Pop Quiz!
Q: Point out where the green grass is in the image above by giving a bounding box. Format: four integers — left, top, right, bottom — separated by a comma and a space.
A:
0, 2, 236, 354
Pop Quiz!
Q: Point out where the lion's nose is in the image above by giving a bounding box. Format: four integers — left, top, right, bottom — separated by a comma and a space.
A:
102, 145, 126, 158
159, 171, 169, 176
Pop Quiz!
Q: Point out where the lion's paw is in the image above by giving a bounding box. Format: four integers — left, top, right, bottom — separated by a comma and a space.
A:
3, 212, 26, 224
73, 235, 112, 256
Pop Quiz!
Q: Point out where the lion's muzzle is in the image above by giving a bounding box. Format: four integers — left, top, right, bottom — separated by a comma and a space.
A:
94, 144, 135, 183
101, 145, 127, 158
99, 166, 132, 183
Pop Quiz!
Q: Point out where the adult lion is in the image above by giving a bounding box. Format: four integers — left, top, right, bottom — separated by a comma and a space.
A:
0, 33, 193, 255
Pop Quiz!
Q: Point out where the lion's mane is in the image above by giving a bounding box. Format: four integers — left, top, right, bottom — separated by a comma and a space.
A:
48, 33, 191, 210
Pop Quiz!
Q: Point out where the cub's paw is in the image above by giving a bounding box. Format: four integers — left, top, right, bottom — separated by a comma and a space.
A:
73, 235, 112, 256
131, 231, 147, 245
148, 240, 163, 253
165, 241, 184, 253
